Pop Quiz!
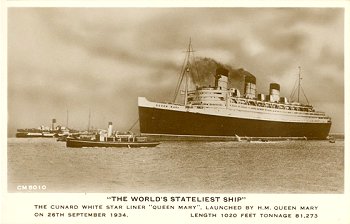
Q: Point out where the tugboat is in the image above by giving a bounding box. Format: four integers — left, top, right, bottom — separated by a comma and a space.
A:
66, 122, 160, 148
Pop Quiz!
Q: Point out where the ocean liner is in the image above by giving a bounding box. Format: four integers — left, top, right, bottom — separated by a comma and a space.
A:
138, 41, 332, 140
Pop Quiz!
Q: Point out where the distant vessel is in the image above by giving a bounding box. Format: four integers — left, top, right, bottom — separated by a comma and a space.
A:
66, 122, 160, 148
16, 119, 57, 138
16, 119, 73, 138
138, 40, 332, 140
16, 130, 48, 138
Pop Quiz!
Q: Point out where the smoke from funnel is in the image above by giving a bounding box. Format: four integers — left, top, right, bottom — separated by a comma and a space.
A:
189, 57, 256, 93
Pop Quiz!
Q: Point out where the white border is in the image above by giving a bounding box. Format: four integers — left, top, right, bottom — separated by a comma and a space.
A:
1, 1, 349, 224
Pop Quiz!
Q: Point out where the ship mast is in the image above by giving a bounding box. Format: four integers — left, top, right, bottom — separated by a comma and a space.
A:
87, 109, 91, 132
289, 66, 310, 105
297, 66, 301, 103
66, 109, 69, 128
184, 67, 189, 106
173, 38, 195, 105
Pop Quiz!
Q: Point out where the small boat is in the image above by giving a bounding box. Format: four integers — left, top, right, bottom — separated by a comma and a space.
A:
66, 122, 160, 148
327, 135, 336, 143
329, 138, 336, 143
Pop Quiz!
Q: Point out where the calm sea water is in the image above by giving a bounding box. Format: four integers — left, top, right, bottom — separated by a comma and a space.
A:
7, 138, 344, 193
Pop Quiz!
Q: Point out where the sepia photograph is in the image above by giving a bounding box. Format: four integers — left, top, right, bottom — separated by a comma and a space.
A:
7, 7, 344, 193
2, 3, 349, 224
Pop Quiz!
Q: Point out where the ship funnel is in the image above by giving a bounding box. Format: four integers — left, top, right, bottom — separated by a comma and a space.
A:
269, 83, 280, 102
258, 93, 265, 101
244, 76, 256, 99
52, 118, 56, 130
107, 122, 113, 137
214, 67, 228, 90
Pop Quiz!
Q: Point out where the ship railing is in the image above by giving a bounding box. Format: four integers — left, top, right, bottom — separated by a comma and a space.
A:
135, 136, 147, 142
229, 96, 316, 109
115, 134, 135, 142
227, 98, 326, 115
226, 104, 329, 118
191, 99, 328, 117
113, 135, 148, 142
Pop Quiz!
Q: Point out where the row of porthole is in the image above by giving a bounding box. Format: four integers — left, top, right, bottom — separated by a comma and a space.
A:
228, 103, 320, 115
226, 105, 328, 120
191, 104, 325, 117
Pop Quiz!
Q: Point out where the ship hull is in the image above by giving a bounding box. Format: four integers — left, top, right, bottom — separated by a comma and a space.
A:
66, 139, 160, 148
16, 132, 55, 138
138, 106, 331, 140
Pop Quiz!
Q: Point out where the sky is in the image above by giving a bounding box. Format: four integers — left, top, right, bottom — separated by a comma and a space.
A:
7, 7, 344, 135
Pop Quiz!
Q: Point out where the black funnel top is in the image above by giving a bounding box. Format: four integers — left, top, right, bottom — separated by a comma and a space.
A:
216, 67, 229, 77
270, 83, 280, 91
245, 76, 256, 84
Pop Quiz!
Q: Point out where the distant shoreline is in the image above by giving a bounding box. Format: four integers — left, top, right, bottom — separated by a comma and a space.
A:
6, 133, 345, 140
